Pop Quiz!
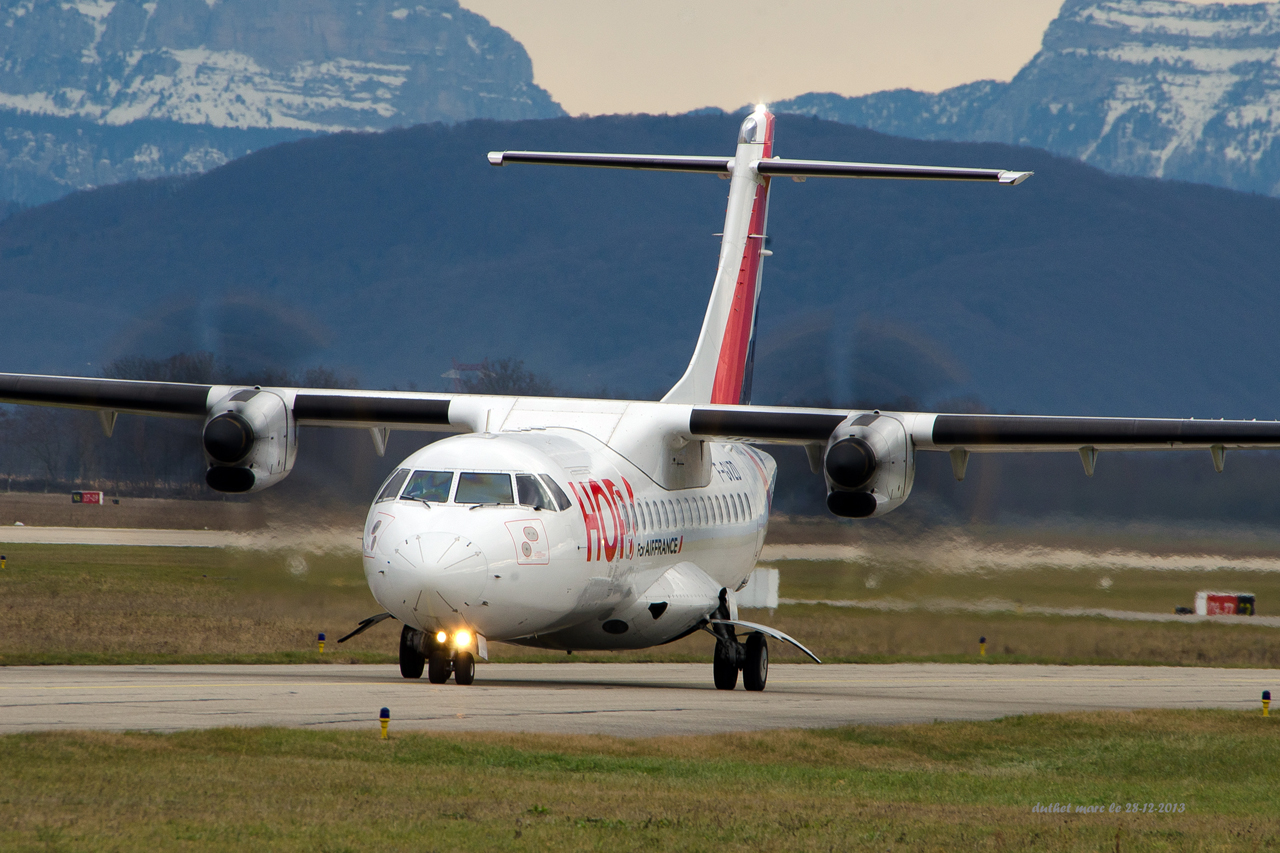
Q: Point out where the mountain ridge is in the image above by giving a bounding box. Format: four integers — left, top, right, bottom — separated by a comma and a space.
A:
3, 113, 1280, 424
774, 0, 1280, 197
0, 0, 563, 204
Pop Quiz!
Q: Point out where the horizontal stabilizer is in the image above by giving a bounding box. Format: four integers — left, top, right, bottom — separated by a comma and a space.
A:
756, 158, 1032, 185
488, 151, 731, 173
488, 151, 1030, 185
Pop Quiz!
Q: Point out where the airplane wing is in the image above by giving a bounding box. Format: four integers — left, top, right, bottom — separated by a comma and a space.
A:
5, 371, 1277, 505
7, 371, 1279, 450
688, 403, 1280, 516
0, 373, 457, 430
687, 405, 1280, 451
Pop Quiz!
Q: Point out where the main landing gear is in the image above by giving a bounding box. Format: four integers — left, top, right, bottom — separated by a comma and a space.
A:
712, 628, 768, 692
400, 625, 474, 685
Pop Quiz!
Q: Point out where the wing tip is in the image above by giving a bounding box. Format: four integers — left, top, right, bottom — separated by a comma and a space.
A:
999, 170, 1033, 185
487, 151, 504, 166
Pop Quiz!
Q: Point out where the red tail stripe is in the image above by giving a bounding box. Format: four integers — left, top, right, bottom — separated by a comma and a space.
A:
710, 113, 774, 405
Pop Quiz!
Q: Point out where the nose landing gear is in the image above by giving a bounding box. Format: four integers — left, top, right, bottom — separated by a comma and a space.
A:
427, 647, 451, 683
454, 652, 476, 685
400, 625, 476, 685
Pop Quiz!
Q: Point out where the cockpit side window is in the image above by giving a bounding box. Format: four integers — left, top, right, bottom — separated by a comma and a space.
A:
537, 474, 572, 511
455, 472, 514, 504
376, 468, 409, 502
402, 470, 453, 502
516, 474, 554, 510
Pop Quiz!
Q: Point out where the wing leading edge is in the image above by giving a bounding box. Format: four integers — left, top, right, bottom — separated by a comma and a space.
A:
688, 405, 1280, 451
5, 372, 1279, 452
0, 373, 458, 431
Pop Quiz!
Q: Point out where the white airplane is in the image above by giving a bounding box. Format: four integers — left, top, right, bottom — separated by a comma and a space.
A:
5, 105, 1280, 691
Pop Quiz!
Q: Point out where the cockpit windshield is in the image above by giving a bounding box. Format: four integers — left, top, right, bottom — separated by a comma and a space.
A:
455, 472, 515, 504
516, 474, 555, 510
401, 470, 453, 502
538, 474, 572, 511
376, 468, 409, 502
385, 468, 571, 508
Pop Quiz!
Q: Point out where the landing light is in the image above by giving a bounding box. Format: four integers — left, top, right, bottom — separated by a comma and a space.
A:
435, 631, 447, 644
454, 630, 472, 649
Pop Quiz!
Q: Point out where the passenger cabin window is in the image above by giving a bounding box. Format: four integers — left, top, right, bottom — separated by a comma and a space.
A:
732, 495, 740, 523
516, 474, 555, 510
455, 473, 514, 504
538, 474, 573, 511
401, 470, 453, 502
376, 469, 409, 502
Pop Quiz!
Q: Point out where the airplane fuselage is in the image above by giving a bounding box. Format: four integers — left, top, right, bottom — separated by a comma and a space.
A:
362, 424, 776, 654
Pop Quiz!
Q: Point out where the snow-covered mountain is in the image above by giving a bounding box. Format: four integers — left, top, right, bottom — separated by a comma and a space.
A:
0, 0, 563, 205
776, 0, 1280, 196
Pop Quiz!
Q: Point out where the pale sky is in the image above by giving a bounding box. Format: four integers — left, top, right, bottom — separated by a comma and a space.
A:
459, 0, 1218, 116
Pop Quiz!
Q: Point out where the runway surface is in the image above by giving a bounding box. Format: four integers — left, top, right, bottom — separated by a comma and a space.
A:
2, 663, 1276, 737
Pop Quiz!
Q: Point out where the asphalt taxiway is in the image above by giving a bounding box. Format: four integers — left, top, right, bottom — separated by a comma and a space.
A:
2, 663, 1275, 736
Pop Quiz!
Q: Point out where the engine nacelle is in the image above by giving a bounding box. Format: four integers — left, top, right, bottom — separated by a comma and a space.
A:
202, 389, 297, 493
823, 412, 914, 518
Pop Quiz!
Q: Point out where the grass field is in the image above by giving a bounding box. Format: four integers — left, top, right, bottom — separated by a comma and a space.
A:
772, 557, 1280, 615
0, 709, 1275, 851
3, 542, 1280, 667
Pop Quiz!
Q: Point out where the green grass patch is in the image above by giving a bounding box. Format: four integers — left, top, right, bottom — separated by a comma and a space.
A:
4, 542, 1280, 668
0, 650, 398, 666
1, 709, 1276, 850
772, 557, 1280, 615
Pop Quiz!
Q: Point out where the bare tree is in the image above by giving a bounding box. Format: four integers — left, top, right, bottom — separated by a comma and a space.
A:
460, 358, 556, 396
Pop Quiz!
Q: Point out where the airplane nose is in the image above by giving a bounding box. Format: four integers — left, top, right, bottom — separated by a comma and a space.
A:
386, 529, 489, 614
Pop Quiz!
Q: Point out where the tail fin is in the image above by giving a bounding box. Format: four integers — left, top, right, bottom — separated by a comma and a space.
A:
662, 106, 775, 406
487, 112, 1031, 407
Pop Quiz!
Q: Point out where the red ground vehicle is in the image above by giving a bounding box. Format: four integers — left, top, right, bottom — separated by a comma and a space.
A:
1194, 591, 1256, 616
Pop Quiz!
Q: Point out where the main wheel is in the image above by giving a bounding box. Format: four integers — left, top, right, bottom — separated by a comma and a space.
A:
713, 638, 738, 690
454, 652, 476, 685
427, 650, 452, 684
742, 632, 768, 692
399, 625, 425, 679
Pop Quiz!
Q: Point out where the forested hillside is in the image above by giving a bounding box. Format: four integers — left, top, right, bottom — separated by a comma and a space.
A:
6, 112, 1280, 521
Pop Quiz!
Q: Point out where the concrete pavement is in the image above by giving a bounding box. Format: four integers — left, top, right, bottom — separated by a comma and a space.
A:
1, 663, 1274, 737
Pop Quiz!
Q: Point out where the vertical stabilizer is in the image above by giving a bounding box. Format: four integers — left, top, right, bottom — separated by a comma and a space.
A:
486, 108, 1029, 408
662, 106, 774, 406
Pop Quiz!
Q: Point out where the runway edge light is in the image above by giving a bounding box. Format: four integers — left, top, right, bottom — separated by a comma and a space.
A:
380, 707, 390, 739
318, 632, 325, 654
1264, 690, 1271, 717
979, 636, 986, 657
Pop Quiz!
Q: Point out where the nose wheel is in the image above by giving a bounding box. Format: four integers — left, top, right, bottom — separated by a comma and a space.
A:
401, 626, 478, 685
454, 652, 476, 685
427, 649, 451, 683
